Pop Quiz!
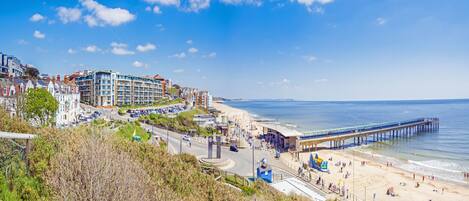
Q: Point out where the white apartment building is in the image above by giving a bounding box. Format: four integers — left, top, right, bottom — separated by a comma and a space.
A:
0, 52, 26, 77
76, 70, 163, 107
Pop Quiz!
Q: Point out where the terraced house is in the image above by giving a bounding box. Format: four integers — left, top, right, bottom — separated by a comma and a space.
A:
76, 70, 163, 107
0, 77, 81, 127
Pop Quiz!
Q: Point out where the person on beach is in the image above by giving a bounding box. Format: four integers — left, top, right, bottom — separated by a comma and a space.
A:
413, 173, 416, 180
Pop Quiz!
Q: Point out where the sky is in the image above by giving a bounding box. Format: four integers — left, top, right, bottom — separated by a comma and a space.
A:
1, 0, 469, 100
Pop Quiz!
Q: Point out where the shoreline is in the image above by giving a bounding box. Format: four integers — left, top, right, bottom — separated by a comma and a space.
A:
214, 101, 469, 201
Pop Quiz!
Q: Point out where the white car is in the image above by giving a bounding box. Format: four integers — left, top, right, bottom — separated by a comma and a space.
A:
182, 135, 191, 142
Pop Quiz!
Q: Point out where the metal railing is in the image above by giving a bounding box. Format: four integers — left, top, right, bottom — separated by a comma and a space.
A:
300, 118, 437, 140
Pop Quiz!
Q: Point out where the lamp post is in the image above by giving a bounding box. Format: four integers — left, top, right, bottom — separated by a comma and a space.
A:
180, 134, 183, 154
252, 139, 255, 181
166, 125, 169, 152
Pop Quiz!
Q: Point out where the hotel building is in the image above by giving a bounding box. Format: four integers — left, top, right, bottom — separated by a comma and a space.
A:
180, 87, 213, 110
0, 52, 26, 77
76, 70, 163, 107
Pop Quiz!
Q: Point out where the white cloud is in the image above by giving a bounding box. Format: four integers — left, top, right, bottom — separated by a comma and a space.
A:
188, 47, 198, 53
30, 13, 45, 22
376, 17, 387, 25
170, 52, 186, 59
182, 0, 210, 12
156, 24, 165, 31
33, 30, 45, 39
297, 0, 334, 6
314, 78, 328, 83
84, 45, 101, 53
203, 52, 216, 58
132, 61, 148, 68
110, 42, 135, 55
282, 78, 290, 84
296, 0, 334, 13
303, 55, 317, 63
144, 0, 180, 6
80, 0, 135, 27
153, 6, 162, 14
186, 39, 193, 44
57, 7, 82, 24
220, 0, 262, 6
17, 39, 28, 45
136, 43, 157, 52
84, 15, 98, 27
173, 68, 184, 73
145, 6, 152, 11
68, 48, 77, 54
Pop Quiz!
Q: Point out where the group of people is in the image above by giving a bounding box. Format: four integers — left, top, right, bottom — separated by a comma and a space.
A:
464, 172, 469, 179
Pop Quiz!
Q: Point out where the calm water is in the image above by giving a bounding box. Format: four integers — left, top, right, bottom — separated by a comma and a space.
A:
225, 99, 469, 183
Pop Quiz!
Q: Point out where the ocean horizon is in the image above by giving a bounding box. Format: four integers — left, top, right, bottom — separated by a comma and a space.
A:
225, 99, 469, 184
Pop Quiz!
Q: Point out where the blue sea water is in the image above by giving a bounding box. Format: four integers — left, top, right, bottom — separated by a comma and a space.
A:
225, 99, 469, 183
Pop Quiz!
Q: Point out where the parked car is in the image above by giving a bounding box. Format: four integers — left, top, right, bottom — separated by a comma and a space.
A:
229, 145, 239, 152
182, 135, 191, 142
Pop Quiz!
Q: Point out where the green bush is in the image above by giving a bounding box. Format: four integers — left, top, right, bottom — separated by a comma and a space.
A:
140, 109, 217, 137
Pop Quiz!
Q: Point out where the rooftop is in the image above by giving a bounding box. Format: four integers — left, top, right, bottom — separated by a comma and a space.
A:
260, 123, 303, 137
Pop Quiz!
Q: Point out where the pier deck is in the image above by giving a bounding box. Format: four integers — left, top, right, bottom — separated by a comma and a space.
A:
298, 118, 439, 151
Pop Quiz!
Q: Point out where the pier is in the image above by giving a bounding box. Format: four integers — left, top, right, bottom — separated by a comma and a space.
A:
261, 118, 439, 152
298, 118, 439, 151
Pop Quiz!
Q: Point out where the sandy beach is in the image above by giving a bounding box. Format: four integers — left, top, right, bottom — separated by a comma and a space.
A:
213, 102, 264, 137
214, 102, 469, 201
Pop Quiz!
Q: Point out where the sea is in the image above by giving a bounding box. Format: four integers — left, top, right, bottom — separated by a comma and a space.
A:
225, 99, 469, 184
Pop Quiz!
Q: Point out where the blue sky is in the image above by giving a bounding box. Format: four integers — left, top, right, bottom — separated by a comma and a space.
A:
1, 0, 469, 100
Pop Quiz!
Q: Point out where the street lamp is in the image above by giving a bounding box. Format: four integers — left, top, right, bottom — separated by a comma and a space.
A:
180, 135, 183, 154
166, 125, 169, 152
252, 133, 255, 181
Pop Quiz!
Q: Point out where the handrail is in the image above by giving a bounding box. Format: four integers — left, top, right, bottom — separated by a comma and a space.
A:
300, 118, 438, 140
0, 131, 37, 140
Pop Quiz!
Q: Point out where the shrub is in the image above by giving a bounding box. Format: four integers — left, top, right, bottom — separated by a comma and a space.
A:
46, 130, 160, 201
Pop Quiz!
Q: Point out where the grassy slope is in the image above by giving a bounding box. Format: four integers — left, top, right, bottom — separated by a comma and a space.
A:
118, 98, 184, 115
140, 109, 217, 137
0, 107, 309, 201
116, 122, 150, 142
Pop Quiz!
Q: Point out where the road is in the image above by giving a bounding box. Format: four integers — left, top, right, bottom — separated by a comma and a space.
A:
142, 123, 294, 177
85, 105, 296, 177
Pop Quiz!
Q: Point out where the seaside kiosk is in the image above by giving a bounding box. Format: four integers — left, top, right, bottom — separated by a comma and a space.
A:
261, 123, 303, 152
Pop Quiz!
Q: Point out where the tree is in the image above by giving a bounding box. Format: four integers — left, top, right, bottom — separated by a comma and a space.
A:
23, 88, 58, 127
24, 67, 40, 79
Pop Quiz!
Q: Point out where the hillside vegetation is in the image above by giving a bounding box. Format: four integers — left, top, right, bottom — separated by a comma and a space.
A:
0, 107, 308, 201
140, 109, 219, 136
118, 98, 184, 115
